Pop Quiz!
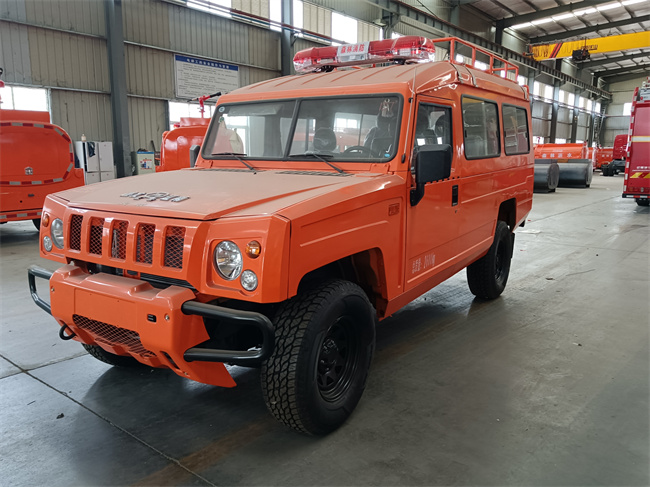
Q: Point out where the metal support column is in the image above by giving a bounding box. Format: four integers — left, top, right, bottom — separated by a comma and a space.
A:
550, 79, 561, 143
104, 0, 131, 178
382, 10, 400, 39
280, 0, 293, 76
570, 87, 581, 143
450, 4, 460, 27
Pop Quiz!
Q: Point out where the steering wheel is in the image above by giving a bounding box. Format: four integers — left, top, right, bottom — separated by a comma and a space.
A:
343, 145, 376, 157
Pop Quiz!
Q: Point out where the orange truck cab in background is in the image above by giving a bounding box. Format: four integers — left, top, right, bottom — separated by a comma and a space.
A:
28, 36, 534, 435
157, 117, 210, 172
0, 110, 85, 228
623, 79, 650, 206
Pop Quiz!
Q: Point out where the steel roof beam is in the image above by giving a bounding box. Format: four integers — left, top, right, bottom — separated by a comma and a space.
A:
603, 71, 650, 85
594, 64, 650, 78
581, 52, 650, 69
497, 0, 618, 28
359, 0, 611, 99
530, 15, 650, 44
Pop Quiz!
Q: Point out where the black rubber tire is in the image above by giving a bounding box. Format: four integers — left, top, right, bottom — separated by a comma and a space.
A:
602, 165, 612, 176
32, 219, 41, 230
636, 199, 650, 207
82, 343, 144, 367
467, 220, 513, 299
260, 280, 375, 435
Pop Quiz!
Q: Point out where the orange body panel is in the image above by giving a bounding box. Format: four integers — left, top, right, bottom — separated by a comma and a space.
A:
534, 143, 589, 160
0, 110, 85, 223
36, 57, 534, 387
157, 117, 210, 172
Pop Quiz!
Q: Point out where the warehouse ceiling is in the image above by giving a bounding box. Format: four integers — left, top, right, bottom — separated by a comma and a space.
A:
470, 0, 650, 81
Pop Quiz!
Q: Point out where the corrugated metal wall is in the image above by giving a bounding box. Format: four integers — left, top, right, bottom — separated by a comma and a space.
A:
1, 0, 287, 155
129, 97, 167, 152
50, 90, 112, 142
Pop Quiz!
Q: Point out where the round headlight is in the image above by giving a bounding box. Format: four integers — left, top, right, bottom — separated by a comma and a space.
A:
43, 236, 53, 252
214, 241, 242, 280
50, 218, 64, 249
240, 270, 258, 291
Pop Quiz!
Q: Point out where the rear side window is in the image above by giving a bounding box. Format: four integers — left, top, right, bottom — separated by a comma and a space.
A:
503, 105, 530, 155
462, 97, 500, 159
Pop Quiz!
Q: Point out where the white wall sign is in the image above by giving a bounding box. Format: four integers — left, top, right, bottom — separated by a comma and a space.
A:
174, 54, 240, 99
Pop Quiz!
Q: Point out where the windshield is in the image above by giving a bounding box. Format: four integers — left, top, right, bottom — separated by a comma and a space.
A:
202, 95, 402, 162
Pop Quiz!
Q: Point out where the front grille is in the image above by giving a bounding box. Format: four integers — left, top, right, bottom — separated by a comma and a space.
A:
73, 314, 155, 358
111, 220, 128, 259
69, 215, 83, 251
65, 214, 188, 271
164, 227, 185, 268
88, 217, 104, 255
136, 224, 155, 264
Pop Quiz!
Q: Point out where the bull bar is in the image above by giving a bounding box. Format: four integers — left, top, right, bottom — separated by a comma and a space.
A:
27, 265, 274, 367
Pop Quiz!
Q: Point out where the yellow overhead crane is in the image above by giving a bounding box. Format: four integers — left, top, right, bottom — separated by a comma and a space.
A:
527, 31, 650, 61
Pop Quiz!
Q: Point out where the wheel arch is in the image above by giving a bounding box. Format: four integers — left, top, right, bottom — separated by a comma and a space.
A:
293, 248, 388, 317
498, 198, 517, 230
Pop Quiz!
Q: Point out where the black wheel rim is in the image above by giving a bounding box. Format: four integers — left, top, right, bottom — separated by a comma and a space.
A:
317, 316, 359, 402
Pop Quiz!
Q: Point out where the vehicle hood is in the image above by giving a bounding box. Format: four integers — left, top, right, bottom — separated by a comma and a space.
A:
56, 168, 393, 220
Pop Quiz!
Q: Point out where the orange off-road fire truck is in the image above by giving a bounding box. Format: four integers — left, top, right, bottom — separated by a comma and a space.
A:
29, 36, 534, 434
623, 78, 650, 206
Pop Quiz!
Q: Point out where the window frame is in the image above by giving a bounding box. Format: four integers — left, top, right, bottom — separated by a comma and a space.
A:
501, 103, 530, 156
412, 101, 453, 149
461, 95, 501, 161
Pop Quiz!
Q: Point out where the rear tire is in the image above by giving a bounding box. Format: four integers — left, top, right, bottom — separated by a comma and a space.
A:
261, 280, 375, 435
32, 219, 41, 230
637, 199, 650, 207
82, 343, 143, 367
467, 220, 513, 299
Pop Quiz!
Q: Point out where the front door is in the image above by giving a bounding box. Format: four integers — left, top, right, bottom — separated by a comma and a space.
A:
404, 98, 461, 292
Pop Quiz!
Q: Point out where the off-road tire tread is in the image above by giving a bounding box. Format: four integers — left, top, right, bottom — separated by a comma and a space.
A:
82, 343, 143, 367
260, 280, 373, 435
467, 220, 512, 299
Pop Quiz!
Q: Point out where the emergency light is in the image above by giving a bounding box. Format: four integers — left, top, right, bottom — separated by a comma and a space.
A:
293, 36, 435, 73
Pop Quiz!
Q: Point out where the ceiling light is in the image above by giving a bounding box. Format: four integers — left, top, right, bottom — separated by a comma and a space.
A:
622, 0, 644, 5
511, 22, 534, 30
553, 13, 575, 21
532, 18, 553, 25
597, 2, 622, 11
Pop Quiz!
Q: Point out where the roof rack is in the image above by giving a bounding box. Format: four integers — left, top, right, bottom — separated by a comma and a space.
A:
432, 37, 519, 81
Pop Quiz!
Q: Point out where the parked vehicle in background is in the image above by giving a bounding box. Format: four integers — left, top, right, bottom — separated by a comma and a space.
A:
157, 117, 210, 172
0, 109, 85, 228
602, 134, 628, 176
592, 146, 613, 170
534, 142, 589, 160
28, 36, 534, 434
623, 79, 650, 206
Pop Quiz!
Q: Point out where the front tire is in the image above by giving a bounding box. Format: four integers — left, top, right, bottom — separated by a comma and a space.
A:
261, 280, 375, 435
467, 220, 513, 299
637, 199, 649, 207
82, 343, 144, 367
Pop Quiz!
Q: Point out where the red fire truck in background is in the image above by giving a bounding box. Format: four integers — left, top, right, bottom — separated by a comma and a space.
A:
623, 78, 650, 206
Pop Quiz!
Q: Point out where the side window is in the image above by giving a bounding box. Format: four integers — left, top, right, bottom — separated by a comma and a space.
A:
414, 103, 452, 148
503, 105, 530, 155
462, 97, 500, 159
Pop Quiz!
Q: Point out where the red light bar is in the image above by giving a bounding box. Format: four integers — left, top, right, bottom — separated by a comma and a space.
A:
293, 36, 435, 73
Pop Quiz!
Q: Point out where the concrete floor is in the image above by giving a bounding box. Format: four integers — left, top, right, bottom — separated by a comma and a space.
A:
1, 174, 648, 486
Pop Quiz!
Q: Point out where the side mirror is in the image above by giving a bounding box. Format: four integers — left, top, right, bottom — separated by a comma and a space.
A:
410, 144, 452, 206
189, 145, 201, 168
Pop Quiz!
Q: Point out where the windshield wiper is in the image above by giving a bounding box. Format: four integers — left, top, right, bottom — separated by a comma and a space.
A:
212, 152, 256, 172
288, 152, 345, 174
